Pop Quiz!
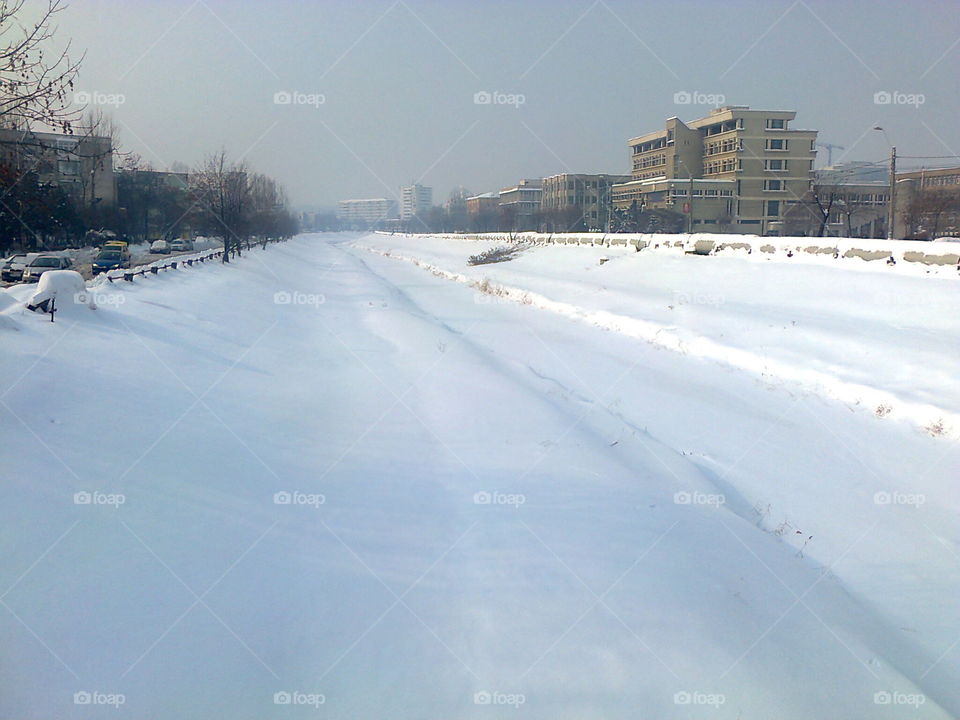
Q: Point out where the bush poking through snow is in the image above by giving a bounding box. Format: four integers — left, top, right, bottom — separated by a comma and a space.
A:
467, 243, 530, 266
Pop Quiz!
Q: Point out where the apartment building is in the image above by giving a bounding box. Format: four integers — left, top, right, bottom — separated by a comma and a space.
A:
499, 179, 542, 230
399, 183, 432, 220
613, 106, 818, 235
0, 127, 116, 206
337, 198, 396, 224
541, 173, 632, 230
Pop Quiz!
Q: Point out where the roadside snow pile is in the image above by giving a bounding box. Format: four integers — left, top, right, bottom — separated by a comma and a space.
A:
25, 270, 91, 313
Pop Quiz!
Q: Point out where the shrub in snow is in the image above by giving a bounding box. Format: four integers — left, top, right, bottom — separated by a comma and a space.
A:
26, 270, 92, 313
467, 243, 530, 266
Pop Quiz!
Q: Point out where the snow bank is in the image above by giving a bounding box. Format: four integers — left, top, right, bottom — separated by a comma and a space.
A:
358, 235, 960, 440
377, 231, 960, 274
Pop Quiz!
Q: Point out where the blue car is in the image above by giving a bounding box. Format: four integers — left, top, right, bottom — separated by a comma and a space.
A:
92, 251, 127, 274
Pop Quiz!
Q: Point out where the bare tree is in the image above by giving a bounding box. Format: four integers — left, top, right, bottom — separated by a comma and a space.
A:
190, 149, 250, 262
905, 189, 960, 239
0, 0, 82, 133
76, 107, 119, 206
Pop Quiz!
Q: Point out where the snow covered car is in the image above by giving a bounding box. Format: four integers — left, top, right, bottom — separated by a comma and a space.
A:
91, 250, 127, 274
150, 239, 170, 254
168, 238, 193, 252
21, 255, 72, 283
1, 252, 39, 282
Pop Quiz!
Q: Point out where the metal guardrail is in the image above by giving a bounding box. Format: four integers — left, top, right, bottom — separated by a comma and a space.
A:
100, 249, 224, 283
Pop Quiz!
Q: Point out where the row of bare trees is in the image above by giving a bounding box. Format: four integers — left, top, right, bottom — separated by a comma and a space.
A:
189, 150, 298, 262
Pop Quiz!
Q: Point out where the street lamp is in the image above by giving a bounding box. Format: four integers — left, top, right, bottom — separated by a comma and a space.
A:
873, 126, 897, 239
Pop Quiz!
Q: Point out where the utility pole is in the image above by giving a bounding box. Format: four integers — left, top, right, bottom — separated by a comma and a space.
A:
677, 157, 694, 233
887, 145, 897, 240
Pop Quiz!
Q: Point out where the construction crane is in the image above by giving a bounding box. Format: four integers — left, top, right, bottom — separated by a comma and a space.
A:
816, 143, 846, 166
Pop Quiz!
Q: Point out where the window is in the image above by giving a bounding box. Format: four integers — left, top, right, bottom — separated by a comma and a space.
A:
764, 159, 787, 171
810, 139, 817, 152
765, 200, 780, 217
704, 189, 718, 197
765, 139, 788, 151
764, 180, 783, 191
58, 160, 80, 175
766, 118, 786, 130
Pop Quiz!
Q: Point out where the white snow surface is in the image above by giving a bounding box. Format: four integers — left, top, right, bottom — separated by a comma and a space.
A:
0, 233, 957, 719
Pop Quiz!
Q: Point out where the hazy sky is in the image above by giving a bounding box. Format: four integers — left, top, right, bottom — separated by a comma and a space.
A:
48, 0, 960, 209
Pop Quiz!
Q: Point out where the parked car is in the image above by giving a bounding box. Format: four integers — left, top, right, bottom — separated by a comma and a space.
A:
2, 253, 40, 282
150, 239, 170, 254
168, 238, 193, 252
91, 250, 127, 274
22, 255, 72, 283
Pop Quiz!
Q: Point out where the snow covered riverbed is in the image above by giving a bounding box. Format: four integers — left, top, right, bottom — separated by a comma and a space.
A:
1, 233, 957, 719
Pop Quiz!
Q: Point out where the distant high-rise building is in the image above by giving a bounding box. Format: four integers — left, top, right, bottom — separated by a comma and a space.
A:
400, 183, 432, 220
